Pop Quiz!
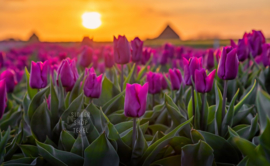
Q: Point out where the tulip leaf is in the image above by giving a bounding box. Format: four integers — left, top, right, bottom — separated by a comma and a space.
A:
25, 67, 38, 100
59, 130, 75, 152
28, 86, 49, 121
163, 73, 172, 90
102, 90, 125, 115
169, 136, 192, 154
232, 105, 254, 126
0, 110, 22, 131
234, 80, 256, 114
68, 74, 83, 104
50, 79, 59, 128
181, 140, 214, 166
140, 118, 193, 166
36, 140, 84, 166
30, 102, 51, 142
235, 114, 259, 140
0, 127, 10, 163
84, 132, 119, 166
256, 86, 270, 131
85, 103, 107, 133
214, 81, 223, 135
150, 155, 181, 166
259, 118, 270, 162
141, 104, 165, 124
64, 92, 70, 109
19, 145, 39, 158
191, 129, 205, 143
123, 63, 136, 90
136, 56, 153, 81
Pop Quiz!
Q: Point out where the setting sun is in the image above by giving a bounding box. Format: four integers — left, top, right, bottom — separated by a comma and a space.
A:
82, 12, 102, 29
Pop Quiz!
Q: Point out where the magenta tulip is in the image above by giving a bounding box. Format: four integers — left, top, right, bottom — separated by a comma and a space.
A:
205, 49, 214, 70
164, 43, 174, 58
195, 69, 216, 93
78, 47, 93, 68
57, 58, 79, 91
245, 30, 266, 57
131, 37, 143, 62
217, 47, 239, 80
147, 72, 162, 94
124, 83, 148, 117
141, 48, 151, 65
237, 37, 249, 62
30, 61, 49, 89
183, 57, 202, 86
104, 51, 115, 68
161, 74, 168, 89
114, 35, 131, 64
0, 69, 17, 93
84, 68, 103, 98
169, 68, 183, 90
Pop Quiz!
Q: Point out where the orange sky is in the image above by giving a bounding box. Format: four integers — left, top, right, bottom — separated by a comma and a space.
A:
0, 0, 270, 41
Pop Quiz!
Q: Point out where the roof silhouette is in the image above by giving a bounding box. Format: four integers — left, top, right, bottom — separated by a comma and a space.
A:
155, 25, 181, 40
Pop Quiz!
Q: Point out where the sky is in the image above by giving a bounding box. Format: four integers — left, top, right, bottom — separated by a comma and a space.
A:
0, 0, 270, 42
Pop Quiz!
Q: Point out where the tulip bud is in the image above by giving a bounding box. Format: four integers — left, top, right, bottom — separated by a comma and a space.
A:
217, 47, 239, 80
84, 68, 103, 98
176, 47, 184, 59
245, 30, 266, 57
195, 69, 216, 93
0, 69, 17, 93
104, 51, 115, 68
237, 37, 249, 62
92, 55, 99, 69
160, 50, 168, 65
30, 61, 49, 89
169, 68, 183, 90
78, 47, 93, 68
164, 43, 174, 58
230, 39, 237, 48
114, 35, 131, 64
161, 74, 168, 89
131, 37, 143, 62
183, 57, 202, 86
124, 83, 148, 117
57, 58, 79, 91
0, 79, 7, 120
146, 72, 162, 94
215, 49, 221, 63
141, 48, 151, 65
260, 44, 270, 67
0, 52, 4, 68
205, 49, 214, 70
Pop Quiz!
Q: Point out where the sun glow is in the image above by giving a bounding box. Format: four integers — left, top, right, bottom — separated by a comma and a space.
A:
82, 12, 102, 29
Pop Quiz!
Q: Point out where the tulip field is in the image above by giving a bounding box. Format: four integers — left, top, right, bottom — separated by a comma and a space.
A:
0, 30, 270, 166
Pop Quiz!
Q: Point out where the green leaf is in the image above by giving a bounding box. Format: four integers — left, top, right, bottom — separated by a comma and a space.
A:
84, 133, 119, 166
50, 79, 59, 128
30, 102, 51, 142
36, 140, 84, 166
0, 127, 10, 163
123, 63, 136, 90
102, 90, 125, 114
191, 129, 205, 143
136, 56, 153, 81
0, 110, 22, 131
259, 118, 270, 162
181, 140, 214, 166
214, 81, 223, 135
169, 136, 192, 154
19, 145, 39, 158
256, 86, 270, 130
232, 105, 254, 126
25, 67, 38, 100
69, 74, 84, 104
59, 130, 75, 152
150, 155, 181, 166
85, 103, 107, 133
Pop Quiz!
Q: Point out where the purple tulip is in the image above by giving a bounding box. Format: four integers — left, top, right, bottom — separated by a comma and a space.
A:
84, 68, 103, 98
124, 83, 148, 118
237, 37, 249, 62
205, 49, 214, 70
183, 57, 202, 86
164, 43, 174, 58
160, 50, 168, 65
169, 68, 183, 90
0, 79, 7, 120
57, 58, 79, 91
245, 30, 266, 57
92, 55, 98, 69
131, 37, 143, 62
0, 69, 17, 93
146, 72, 162, 94
195, 69, 216, 93
78, 47, 93, 68
230, 39, 237, 48
141, 48, 151, 65
260, 44, 270, 67
215, 49, 221, 63
30, 61, 49, 89
104, 51, 115, 68
176, 47, 184, 59
217, 46, 239, 80
0, 52, 4, 68
114, 35, 131, 64
161, 74, 168, 89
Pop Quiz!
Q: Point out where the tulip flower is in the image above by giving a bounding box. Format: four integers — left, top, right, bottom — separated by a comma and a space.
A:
215, 49, 221, 63
160, 50, 168, 65
0, 69, 17, 93
141, 48, 151, 65
205, 49, 214, 70
176, 47, 184, 59
183, 57, 202, 86
217, 46, 239, 80
92, 55, 98, 69
230, 39, 237, 48
237, 37, 249, 62
78, 47, 93, 68
131, 37, 143, 62
0, 79, 7, 120
260, 44, 270, 67
104, 51, 115, 68
30, 61, 49, 89
84, 68, 103, 98
0, 52, 4, 68
113, 35, 131, 64
169, 68, 183, 90
57, 58, 79, 91
147, 72, 162, 94
245, 30, 265, 57
124, 83, 148, 118
194, 69, 216, 93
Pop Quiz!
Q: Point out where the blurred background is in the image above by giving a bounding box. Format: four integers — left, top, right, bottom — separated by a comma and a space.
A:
0, 0, 269, 48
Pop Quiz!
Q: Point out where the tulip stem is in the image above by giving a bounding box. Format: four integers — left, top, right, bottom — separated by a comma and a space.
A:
132, 118, 137, 149
121, 64, 124, 91
152, 94, 155, 109
191, 86, 195, 126
201, 93, 206, 130
221, 80, 227, 121
249, 53, 260, 70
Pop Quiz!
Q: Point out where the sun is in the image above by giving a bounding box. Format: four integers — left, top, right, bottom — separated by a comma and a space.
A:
82, 12, 102, 29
